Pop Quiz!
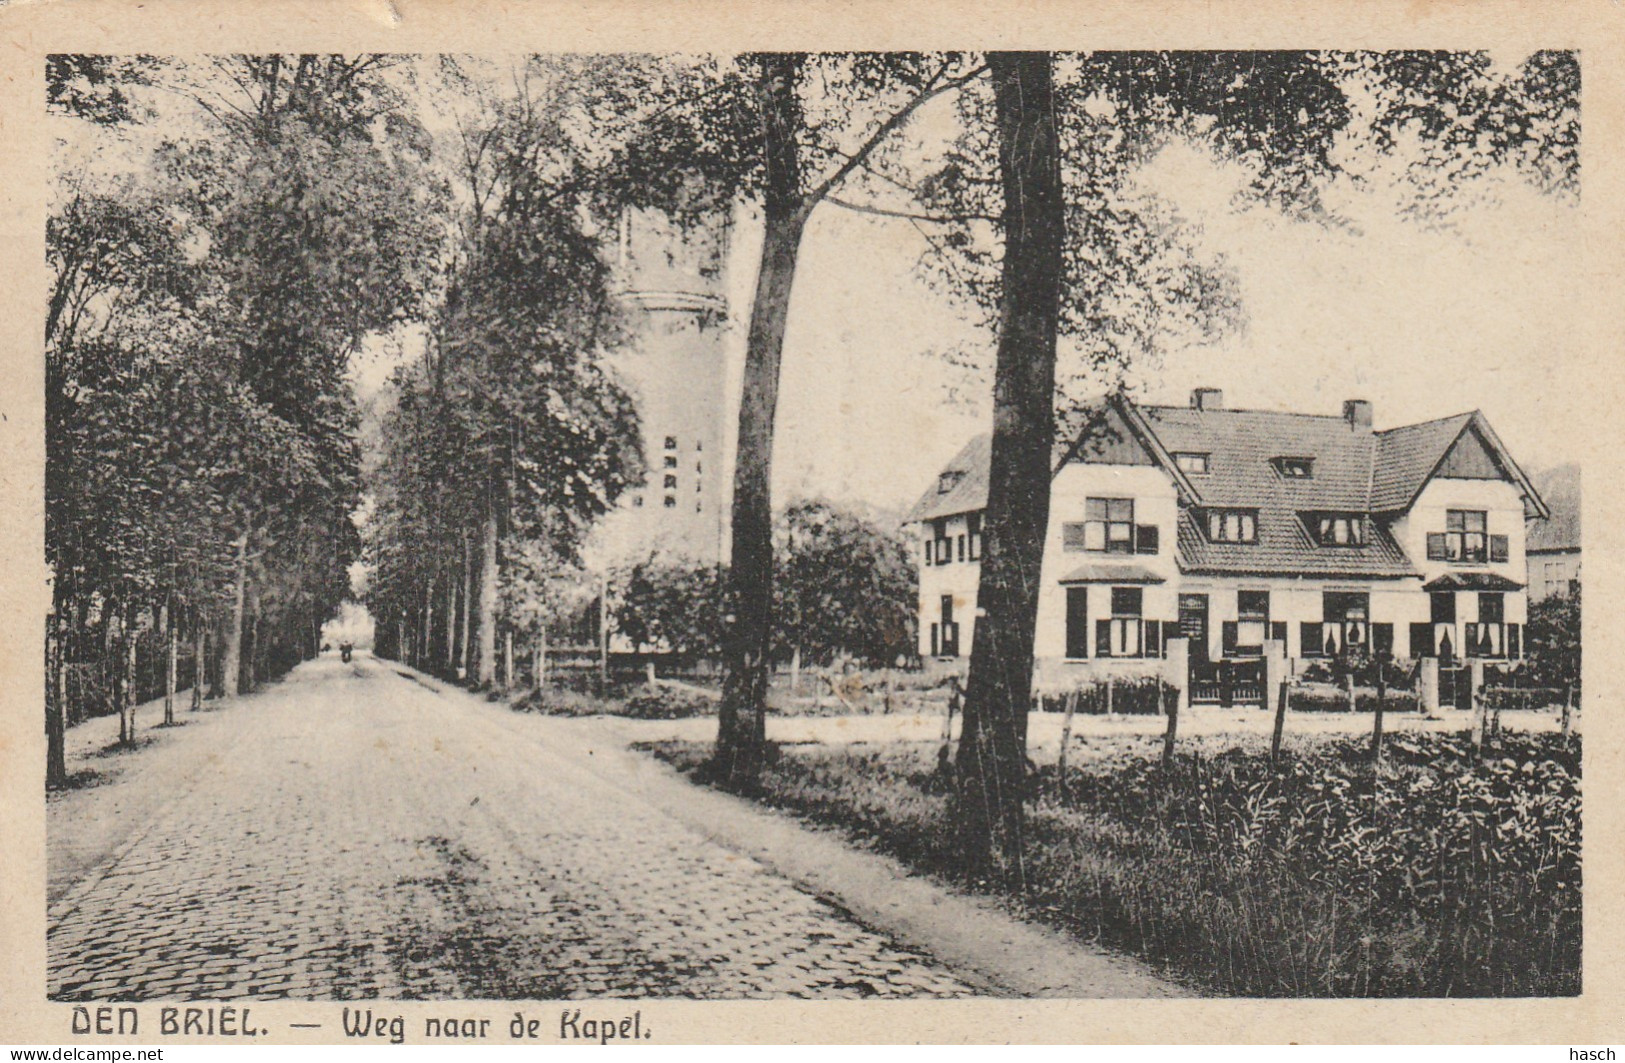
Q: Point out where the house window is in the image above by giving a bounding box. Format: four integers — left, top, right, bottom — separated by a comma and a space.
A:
938, 470, 964, 494
931, 519, 952, 564
957, 534, 966, 562
1227, 590, 1269, 657
1206, 509, 1258, 544
1096, 586, 1144, 658
1065, 587, 1089, 659
1320, 591, 1369, 657
939, 595, 959, 657
1273, 456, 1314, 479
664, 474, 678, 489
1311, 513, 1367, 546
923, 537, 933, 567
1174, 452, 1209, 475
663, 495, 676, 508
1429, 509, 1488, 563
664, 436, 677, 450
663, 455, 678, 469
1084, 498, 1136, 553
967, 513, 982, 561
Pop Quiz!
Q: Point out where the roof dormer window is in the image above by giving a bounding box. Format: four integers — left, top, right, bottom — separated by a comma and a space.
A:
938, 470, 965, 494
1273, 456, 1314, 479
1174, 452, 1210, 475
1309, 513, 1368, 547
1205, 509, 1258, 544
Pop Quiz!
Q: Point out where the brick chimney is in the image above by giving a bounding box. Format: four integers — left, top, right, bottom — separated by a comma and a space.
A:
1191, 387, 1224, 411
1343, 399, 1373, 431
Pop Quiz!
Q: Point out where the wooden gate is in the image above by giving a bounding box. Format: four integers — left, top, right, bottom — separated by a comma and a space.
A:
1189, 658, 1266, 708
1438, 664, 1474, 710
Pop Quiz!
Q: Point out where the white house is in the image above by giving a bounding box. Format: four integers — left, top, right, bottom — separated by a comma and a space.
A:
906, 390, 1550, 708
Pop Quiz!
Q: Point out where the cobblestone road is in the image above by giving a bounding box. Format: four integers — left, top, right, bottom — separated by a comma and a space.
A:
48, 656, 978, 1001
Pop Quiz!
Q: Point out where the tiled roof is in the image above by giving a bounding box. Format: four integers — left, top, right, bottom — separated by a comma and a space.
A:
1370, 413, 1475, 512
1140, 404, 1415, 578
1527, 464, 1580, 552
1139, 406, 1377, 510
911, 396, 1537, 582
1422, 572, 1525, 591
1174, 508, 1416, 579
905, 434, 990, 524
1056, 563, 1167, 584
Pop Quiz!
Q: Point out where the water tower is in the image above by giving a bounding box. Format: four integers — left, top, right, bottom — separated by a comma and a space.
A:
605, 207, 735, 566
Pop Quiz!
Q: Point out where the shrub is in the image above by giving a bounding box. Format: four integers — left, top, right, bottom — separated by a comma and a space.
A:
509, 686, 618, 717
1288, 684, 1417, 713
1036, 675, 1177, 716
1482, 686, 1567, 712
621, 685, 718, 720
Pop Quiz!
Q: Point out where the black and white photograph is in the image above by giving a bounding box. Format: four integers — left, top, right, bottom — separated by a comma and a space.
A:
3, 6, 1612, 1044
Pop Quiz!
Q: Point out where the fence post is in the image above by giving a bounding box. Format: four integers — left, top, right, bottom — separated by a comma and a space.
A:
1371, 667, 1386, 762
1161, 688, 1179, 768
1057, 689, 1078, 790
1271, 678, 1289, 765
937, 677, 961, 778
1470, 686, 1487, 758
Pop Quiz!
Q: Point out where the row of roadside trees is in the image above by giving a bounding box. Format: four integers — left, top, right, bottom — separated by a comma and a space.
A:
45, 56, 443, 786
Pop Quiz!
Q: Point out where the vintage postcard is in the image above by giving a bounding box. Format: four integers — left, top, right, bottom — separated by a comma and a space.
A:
0, 0, 1621, 1047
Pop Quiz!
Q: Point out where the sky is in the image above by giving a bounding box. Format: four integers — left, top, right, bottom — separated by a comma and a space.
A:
181, 55, 1583, 525
762, 135, 1586, 518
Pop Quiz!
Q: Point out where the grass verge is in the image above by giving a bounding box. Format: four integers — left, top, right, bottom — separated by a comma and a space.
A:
642, 731, 1580, 997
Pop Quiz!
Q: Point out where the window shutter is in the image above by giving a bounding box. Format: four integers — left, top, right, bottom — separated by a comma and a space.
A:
1427, 533, 1448, 561
1490, 535, 1509, 563
1222, 621, 1239, 658
1409, 622, 1434, 659
1464, 622, 1480, 658
1096, 618, 1113, 658
1271, 621, 1288, 646
1300, 622, 1323, 658
1065, 588, 1089, 659
1507, 623, 1522, 659
1062, 522, 1089, 552
930, 623, 939, 657
1373, 623, 1394, 659
1144, 620, 1162, 659
1135, 524, 1159, 554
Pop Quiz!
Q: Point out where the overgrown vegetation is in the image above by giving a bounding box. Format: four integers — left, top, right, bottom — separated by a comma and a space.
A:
646, 731, 1580, 997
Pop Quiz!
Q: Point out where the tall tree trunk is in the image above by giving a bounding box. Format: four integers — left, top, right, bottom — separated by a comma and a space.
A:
445, 568, 457, 673
477, 499, 499, 687
714, 53, 809, 787
535, 627, 546, 690
953, 52, 1064, 887
162, 598, 177, 726
119, 602, 138, 746
503, 627, 515, 692
459, 528, 473, 680
46, 611, 69, 788
222, 528, 249, 697
192, 613, 207, 710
